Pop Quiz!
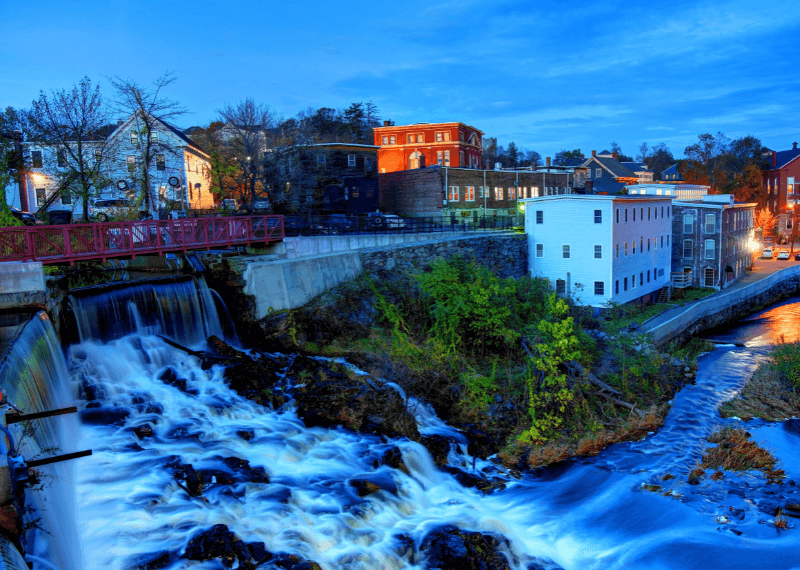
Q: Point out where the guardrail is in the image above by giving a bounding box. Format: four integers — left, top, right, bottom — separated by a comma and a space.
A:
0, 215, 285, 264
280, 214, 519, 237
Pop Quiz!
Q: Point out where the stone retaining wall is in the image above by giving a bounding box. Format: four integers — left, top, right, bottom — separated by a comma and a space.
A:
646, 265, 800, 346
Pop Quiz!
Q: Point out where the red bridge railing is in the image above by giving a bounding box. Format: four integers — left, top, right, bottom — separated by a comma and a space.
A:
0, 215, 285, 264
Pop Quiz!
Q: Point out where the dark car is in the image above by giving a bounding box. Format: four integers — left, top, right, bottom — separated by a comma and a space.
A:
9, 206, 38, 226
794, 252, 800, 261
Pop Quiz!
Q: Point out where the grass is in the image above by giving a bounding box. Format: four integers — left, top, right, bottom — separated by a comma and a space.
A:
701, 427, 785, 484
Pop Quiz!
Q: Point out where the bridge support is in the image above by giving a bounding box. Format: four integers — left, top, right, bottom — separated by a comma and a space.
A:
0, 262, 45, 310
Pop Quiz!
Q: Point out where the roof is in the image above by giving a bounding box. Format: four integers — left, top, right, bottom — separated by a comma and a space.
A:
584, 156, 639, 179
563, 158, 586, 167
520, 194, 671, 203
622, 161, 650, 172
773, 147, 800, 169
663, 164, 681, 174
590, 176, 628, 194
109, 112, 208, 156
373, 121, 484, 135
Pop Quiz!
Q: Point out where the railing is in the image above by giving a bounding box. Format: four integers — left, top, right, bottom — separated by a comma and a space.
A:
0, 215, 285, 264
671, 271, 693, 289
279, 214, 519, 237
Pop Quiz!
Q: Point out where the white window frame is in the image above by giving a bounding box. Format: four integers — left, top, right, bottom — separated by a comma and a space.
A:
594, 245, 602, 259
536, 243, 544, 257
594, 281, 604, 295
705, 213, 715, 234
594, 209, 602, 223
683, 239, 693, 258
448, 186, 459, 201
465, 186, 475, 201
683, 213, 694, 234
562, 244, 570, 259
348, 154, 356, 167
704, 239, 715, 259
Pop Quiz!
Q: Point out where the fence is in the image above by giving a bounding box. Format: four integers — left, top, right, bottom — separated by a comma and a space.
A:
0, 216, 285, 264
277, 214, 519, 237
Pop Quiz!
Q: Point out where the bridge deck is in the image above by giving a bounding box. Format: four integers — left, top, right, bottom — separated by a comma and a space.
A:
0, 215, 284, 264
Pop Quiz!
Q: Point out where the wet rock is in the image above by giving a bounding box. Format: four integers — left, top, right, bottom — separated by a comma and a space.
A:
79, 406, 130, 426
206, 336, 283, 401
421, 435, 452, 466
237, 429, 255, 441
182, 524, 253, 568
196, 470, 235, 486
373, 446, 409, 475
133, 424, 154, 439
420, 524, 511, 570
394, 533, 415, 558
292, 365, 419, 441
126, 550, 171, 570
157, 366, 189, 393
442, 466, 506, 494
349, 473, 398, 497
271, 553, 322, 570
168, 462, 204, 496
688, 468, 705, 485
222, 456, 270, 484
246, 542, 271, 564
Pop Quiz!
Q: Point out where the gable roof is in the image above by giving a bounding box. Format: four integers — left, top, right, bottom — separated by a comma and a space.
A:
622, 161, 650, 172
108, 112, 207, 156
774, 147, 800, 169
563, 158, 586, 167
583, 155, 638, 179
590, 177, 628, 194
663, 164, 680, 174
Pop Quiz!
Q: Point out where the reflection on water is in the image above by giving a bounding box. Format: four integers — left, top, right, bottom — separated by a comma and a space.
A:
703, 295, 800, 347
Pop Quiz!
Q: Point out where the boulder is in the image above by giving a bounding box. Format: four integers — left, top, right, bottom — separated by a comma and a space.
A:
182, 524, 253, 568
419, 525, 511, 570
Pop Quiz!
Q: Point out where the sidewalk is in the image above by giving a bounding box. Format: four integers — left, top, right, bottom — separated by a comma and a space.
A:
642, 255, 800, 333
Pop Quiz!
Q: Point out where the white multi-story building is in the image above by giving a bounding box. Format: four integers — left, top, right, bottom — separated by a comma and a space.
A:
523, 195, 673, 307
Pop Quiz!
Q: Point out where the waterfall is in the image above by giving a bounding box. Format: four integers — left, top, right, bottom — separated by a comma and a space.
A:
65, 275, 224, 347
0, 311, 79, 570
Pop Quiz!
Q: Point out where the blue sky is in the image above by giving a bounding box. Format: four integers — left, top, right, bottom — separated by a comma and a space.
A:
2, 0, 799, 161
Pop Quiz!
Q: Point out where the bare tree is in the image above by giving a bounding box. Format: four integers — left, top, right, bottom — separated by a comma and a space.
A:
27, 77, 112, 221
217, 98, 278, 208
108, 72, 186, 216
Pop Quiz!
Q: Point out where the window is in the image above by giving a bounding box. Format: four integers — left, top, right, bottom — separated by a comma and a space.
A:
365, 157, 373, 172
562, 245, 570, 259
624, 277, 628, 291
647, 270, 651, 283
624, 243, 628, 256
156, 154, 165, 171
625, 209, 628, 222
444, 151, 450, 166
704, 268, 715, 287
661, 235, 664, 248
632, 274, 636, 289
596, 168, 602, 178
633, 208, 636, 222
705, 213, 715, 234
352, 188, 359, 198
61, 190, 71, 205
465, 186, 475, 201
633, 240, 636, 254
496, 187, 504, 200
509, 187, 516, 200
317, 154, 326, 169
460, 151, 465, 166
437, 151, 443, 166
448, 186, 459, 201
57, 150, 67, 167
382, 136, 388, 145
408, 135, 414, 143
615, 280, 620, 294
150, 132, 158, 143
683, 239, 693, 258
616, 209, 620, 223
683, 213, 694, 234
536, 210, 543, 224
478, 186, 484, 198
35, 188, 45, 206
594, 281, 604, 295
640, 272, 644, 286
130, 131, 139, 145
94, 148, 102, 162
788, 219, 794, 230
648, 207, 651, 220
667, 235, 670, 246
616, 243, 620, 258
159, 185, 166, 200
435, 131, 450, 142
556, 279, 566, 295
390, 136, 396, 144
704, 239, 715, 259
348, 154, 356, 167
594, 209, 602, 223
594, 245, 602, 259
536, 244, 543, 257
31, 150, 43, 168
647, 238, 650, 251
640, 237, 643, 253
127, 155, 136, 172
667, 206, 670, 217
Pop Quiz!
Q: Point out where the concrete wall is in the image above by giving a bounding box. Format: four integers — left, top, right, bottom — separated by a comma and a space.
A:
272, 232, 470, 259
645, 265, 800, 346
0, 262, 45, 310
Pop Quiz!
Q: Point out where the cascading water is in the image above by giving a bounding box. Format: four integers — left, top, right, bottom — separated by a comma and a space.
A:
66, 278, 800, 570
0, 311, 79, 570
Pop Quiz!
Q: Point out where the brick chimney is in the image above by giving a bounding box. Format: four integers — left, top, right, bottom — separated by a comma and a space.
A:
794, 142, 798, 150
592, 150, 597, 157
773, 150, 777, 168
546, 157, 551, 167
383, 120, 390, 127
612, 151, 618, 160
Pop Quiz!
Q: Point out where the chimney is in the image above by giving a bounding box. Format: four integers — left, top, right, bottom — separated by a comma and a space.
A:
612, 151, 618, 160
592, 150, 597, 157
773, 150, 777, 168
546, 157, 551, 167
383, 120, 390, 127
794, 142, 798, 150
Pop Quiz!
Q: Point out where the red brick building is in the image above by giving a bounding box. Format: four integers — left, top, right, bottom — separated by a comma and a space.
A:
373, 121, 483, 173
763, 142, 800, 213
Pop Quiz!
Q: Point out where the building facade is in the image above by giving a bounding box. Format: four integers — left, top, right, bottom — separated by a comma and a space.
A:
275, 143, 379, 214
581, 151, 641, 194
627, 183, 709, 201
524, 195, 672, 307
15, 113, 214, 218
671, 195, 756, 289
373, 121, 483, 173
379, 166, 574, 218
763, 143, 800, 213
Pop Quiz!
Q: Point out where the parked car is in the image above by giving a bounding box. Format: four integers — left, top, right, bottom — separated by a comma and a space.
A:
89, 198, 149, 222
365, 212, 407, 230
761, 248, 774, 259
8, 205, 38, 226
250, 198, 270, 213
321, 214, 353, 233
777, 250, 791, 260
221, 198, 238, 211
794, 252, 800, 261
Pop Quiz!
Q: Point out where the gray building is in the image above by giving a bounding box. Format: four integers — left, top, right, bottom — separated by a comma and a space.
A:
671, 195, 756, 289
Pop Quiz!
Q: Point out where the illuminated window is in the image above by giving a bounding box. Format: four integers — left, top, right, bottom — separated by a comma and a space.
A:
509, 187, 516, 200
496, 187, 503, 200
448, 186, 459, 201
465, 186, 475, 201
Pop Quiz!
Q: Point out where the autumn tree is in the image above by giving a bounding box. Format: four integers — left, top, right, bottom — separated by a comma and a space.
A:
684, 132, 731, 189
188, 122, 240, 202
108, 72, 187, 216
755, 207, 778, 238
216, 98, 278, 208
723, 135, 767, 203
27, 77, 113, 221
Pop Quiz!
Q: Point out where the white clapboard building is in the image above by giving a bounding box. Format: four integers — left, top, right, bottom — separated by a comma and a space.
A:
523, 195, 673, 307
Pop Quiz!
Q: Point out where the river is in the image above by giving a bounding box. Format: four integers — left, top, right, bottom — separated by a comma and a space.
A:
61, 283, 800, 570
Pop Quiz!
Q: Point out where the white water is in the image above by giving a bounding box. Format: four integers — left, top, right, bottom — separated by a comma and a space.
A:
63, 284, 800, 570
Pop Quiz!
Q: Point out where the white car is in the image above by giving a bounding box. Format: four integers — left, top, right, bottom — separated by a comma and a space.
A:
777, 250, 791, 260
761, 248, 774, 259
